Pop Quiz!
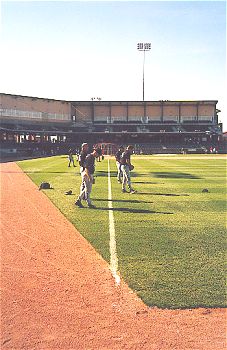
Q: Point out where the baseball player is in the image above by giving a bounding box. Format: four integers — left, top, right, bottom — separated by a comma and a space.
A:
78, 142, 89, 200
115, 145, 124, 183
75, 147, 101, 208
68, 148, 76, 167
120, 145, 137, 194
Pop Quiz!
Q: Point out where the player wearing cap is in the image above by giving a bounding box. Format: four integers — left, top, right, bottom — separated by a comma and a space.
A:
120, 145, 137, 194
115, 145, 124, 183
75, 147, 101, 208
79, 143, 89, 172
68, 148, 76, 167
77, 143, 89, 199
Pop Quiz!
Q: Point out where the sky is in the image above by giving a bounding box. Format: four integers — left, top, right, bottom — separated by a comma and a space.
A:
0, 1, 226, 130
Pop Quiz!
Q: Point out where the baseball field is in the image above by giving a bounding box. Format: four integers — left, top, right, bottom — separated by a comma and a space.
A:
17, 154, 226, 310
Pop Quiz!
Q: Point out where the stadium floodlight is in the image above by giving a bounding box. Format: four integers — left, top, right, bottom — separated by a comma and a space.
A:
137, 42, 151, 101
91, 97, 102, 101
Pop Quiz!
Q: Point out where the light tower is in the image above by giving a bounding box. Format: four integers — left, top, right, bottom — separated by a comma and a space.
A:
137, 42, 151, 101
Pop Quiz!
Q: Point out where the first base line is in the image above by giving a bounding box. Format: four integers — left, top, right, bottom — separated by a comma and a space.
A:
107, 159, 121, 285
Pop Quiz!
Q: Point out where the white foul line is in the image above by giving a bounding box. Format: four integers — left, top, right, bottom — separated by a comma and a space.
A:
108, 159, 120, 285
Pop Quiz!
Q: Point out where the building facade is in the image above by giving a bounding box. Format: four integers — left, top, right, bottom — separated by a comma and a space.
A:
0, 93, 223, 156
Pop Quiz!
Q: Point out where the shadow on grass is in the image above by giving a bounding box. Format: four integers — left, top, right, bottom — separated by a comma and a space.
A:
131, 172, 151, 178
24, 171, 79, 174
95, 170, 116, 177
132, 181, 165, 184
153, 172, 201, 179
92, 206, 173, 215
138, 192, 189, 196
132, 172, 201, 179
94, 198, 154, 204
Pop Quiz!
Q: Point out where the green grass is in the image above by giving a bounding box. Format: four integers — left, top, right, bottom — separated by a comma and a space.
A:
17, 154, 227, 309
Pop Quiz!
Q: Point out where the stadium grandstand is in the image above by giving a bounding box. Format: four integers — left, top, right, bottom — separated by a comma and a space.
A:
0, 93, 225, 159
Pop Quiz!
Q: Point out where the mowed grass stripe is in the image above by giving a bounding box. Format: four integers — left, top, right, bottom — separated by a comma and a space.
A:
113, 156, 226, 308
18, 155, 226, 309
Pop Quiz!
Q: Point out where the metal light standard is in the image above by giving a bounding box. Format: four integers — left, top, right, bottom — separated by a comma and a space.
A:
91, 97, 102, 101
137, 42, 151, 101
90, 97, 102, 125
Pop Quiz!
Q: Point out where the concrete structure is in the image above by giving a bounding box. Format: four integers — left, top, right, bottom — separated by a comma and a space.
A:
0, 93, 224, 157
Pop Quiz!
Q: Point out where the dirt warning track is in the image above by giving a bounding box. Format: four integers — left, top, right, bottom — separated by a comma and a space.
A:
1, 162, 226, 350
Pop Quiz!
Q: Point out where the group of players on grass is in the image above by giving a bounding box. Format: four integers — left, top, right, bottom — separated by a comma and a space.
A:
72, 143, 136, 209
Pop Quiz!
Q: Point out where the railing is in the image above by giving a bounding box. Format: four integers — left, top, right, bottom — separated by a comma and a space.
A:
111, 116, 127, 122
163, 116, 179, 122
0, 109, 70, 121
181, 116, 214, 122
94, 116, 109, 122
198, 116, 213, 122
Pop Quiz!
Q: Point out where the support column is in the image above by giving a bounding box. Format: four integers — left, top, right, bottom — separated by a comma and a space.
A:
109, 102, 112, 123
126, 102, 129, 123
92, 102, 95, 123
161, 101, 164, 123
179, 103, 181, 124
196, 103, 199, 122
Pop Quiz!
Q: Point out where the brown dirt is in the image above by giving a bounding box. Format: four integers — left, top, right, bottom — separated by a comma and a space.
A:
1, 162, 226, 350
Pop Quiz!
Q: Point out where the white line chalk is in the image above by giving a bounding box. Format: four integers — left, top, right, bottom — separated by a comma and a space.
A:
108, 159, 120, 285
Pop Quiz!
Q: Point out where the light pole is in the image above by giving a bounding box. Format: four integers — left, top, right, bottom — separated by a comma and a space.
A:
137, 42, 151, 101
91, 97, 102, 101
